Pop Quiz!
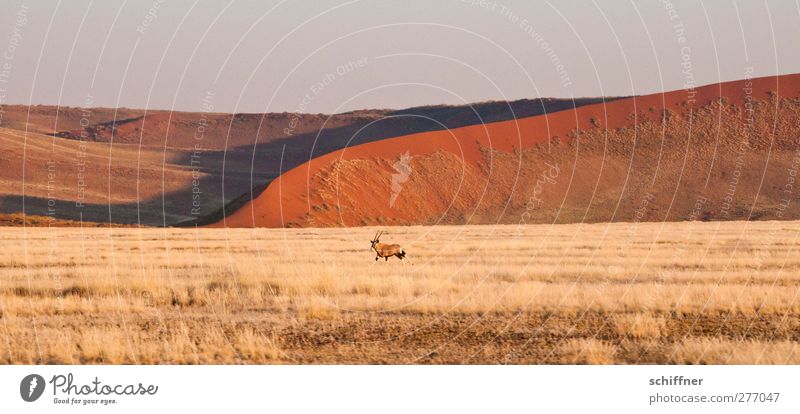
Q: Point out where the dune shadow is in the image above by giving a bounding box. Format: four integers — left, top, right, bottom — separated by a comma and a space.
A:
176, 97, 615, 226
4, 97, 615, 227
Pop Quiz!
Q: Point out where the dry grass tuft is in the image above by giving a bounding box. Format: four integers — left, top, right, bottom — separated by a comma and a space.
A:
613, 314, 667, 339
557, 338, 618, 364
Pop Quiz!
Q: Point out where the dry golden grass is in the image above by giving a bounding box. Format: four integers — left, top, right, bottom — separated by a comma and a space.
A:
0, 221, 799, 363
669, 338, 800, 364
613, 314, 667, 339
557, 338, 618, 364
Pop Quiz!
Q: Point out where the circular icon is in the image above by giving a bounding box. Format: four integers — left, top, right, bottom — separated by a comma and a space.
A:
20, 374, 45, 402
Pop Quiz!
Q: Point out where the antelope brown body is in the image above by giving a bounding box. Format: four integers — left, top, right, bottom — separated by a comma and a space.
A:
370, 231, 412, 265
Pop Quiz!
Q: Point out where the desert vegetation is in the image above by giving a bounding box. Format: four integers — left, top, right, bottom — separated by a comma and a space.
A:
1, 221, 799, 364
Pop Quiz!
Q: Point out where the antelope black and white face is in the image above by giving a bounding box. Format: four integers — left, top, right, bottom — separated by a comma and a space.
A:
370, 231, 382, 250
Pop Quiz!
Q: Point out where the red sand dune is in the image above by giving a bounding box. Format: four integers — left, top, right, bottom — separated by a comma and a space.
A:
214, 74, 800, 228
2, 99, 600, 225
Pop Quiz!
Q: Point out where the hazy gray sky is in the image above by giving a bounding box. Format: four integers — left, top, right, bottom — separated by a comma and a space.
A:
1, 0, 799, 113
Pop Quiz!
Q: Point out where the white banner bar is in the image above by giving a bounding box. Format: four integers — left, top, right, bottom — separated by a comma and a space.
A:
0, 365, 797, 413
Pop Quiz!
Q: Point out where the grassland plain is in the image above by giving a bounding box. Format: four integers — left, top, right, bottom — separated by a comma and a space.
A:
1, 221, 799, 364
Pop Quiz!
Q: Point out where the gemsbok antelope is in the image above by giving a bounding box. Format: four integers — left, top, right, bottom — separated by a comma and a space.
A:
370, 231, 412, 265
